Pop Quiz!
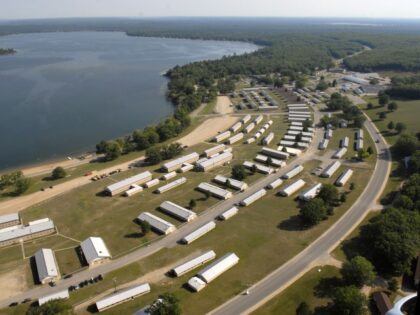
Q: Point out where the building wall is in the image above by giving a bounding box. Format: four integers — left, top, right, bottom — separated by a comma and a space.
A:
0, 228, 56, 248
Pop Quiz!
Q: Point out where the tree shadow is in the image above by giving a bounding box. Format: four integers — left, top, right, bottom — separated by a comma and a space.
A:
277, 215, 306, 231
124, 232, 143, 239
314, 276, 343, 298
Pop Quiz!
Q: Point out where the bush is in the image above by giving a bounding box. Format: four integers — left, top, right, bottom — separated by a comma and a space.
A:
232, 164, 247, 180
299, 198, 327, 226
341, 256, 375, 287
52, 167, 66, 179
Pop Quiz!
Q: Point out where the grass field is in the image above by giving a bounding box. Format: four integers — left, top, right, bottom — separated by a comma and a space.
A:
252, 266, 340, 315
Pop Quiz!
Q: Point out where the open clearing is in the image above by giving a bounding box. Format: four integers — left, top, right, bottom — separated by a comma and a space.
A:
215, 96, 234, 114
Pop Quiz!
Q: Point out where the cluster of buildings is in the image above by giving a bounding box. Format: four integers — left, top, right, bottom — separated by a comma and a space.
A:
236, 88, 279, 111
293, 87, 329, 106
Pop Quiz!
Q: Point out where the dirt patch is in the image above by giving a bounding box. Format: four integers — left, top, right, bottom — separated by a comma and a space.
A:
215, 96, 234, 115
0, 265, 29, 299
178, 116, 239, 147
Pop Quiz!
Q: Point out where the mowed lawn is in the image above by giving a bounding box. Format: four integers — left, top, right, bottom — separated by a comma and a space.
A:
252, 266, 340, 315
362, 97, 420, 145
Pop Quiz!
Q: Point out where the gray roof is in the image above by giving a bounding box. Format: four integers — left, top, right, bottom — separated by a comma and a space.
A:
35, 248, 59, 282
0, 219, 55, 243
0, 213, 19, 225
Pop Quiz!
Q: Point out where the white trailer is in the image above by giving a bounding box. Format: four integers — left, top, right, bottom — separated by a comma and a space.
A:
96, 283, 151, 312
284, 135, 296, 141
244, 122, 256, 134
335, 169, 354, 187
324, 129, 333, 139
254, 132, 262, 139
240, 189, 267, 206
243, 161, 274, 174
196, 152, 233, 172
124, 185, 143, 197
241, 114, 251, 124
214, 131, 232, 143
181, 221, 216, 244
299, 183, 322, 201
162, 153, 200, 172
161, 171, 177, 180
321, 161, 341, 178
279, 140, 296, 147
159, 201, 197, 222
39, 290, 69, 306
340, 136, 349, 148
144, 179, 159, 188
289, 126, 304, 131
356, 129, 364, 140
261, 147, 289, 159
197, 253, 239, 283
282, 164, 304, 179
105, 171, 152, 196
214, 175, 248, 191
179, 163, 194, 173
297, 142, 309, 148
288, 117, 307, 122
229, 121, 243, 133
319, 139, 329, 150
267, 178, 283, 190
137, 212, 176, 235
204, 144, 226, 158
227, 133, 244, 144
279, 179, 306, 196
355, 139, 364, 150
278, 146, 302, 156
254, 115, 264, 125
172, 250, 216, 277
156, 177, 187, 194
300, 136, 312, 143
197, 182, 232, 200
332, 148, 347, 159
254, 155, 285, 167
291, 121, 303, 126
246, 137, 256, 144
219, 206, 239, 220
262, 132, 275, 145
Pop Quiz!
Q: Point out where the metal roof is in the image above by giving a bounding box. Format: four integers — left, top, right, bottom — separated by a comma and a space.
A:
81, 237, 111, 265
96, 283, 151, 311
159, 201, 196, 222
182, 221, 216, 244
38, 289, 69, 306
106, 171, 152, 193
197, 253, 239, 283
0, 213, 19, 225
0, 219, 54, 243
173, 250, 216, 277
137, 212, 176, 235
35, 248, 59, 282
162, 152, 199, 170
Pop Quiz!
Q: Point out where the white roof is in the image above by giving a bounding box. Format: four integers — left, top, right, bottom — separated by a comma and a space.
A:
0, 213, 19, 225
198, 152, 233, 169
35, 248, 59, 282
162, 152, 199, 170
173, 250, 216, 277
38, 289, 69, 306
137, 212, 176, 235
0, 219, 55, 243
197, 253, 239, 283
81, 237, 111, 265
214, 175, 247, 190
182, 221, 216, 244
188, 276, 207, 292
198, 182, 232, 199
106, 171, 152, 193
300, 183, 322, 200
204, 144, 225, 156
281, 179, 306, 196
322, 161, 341, 177
159, 201, 196, 222
157, 177, 187, 193
96, 283, 151, 311
219, 207, 239, 220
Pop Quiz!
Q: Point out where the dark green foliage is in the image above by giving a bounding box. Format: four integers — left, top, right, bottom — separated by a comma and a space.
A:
395, 122, 407, 134
145, 147, 163, 165
350, 183, 356, 190
316, 80, 328, 91
189, 199, 196, 209
378, 92, 390, 106
15, 177, 31, 195
408, 150, 420, 174
52, 166, 66, 179
392, 134, 417, 157
327, 93, 352, 111
232, 164, 247, 181
296, 301, 312, 315
102, 140, 122, 161
359, 207, 420, 275
386, 74, 420, 100
0, 48, 16, 55
0, 171, 23, 190
147, 293, 181, 315
398, 173, 420, 211
379, 112, 387, 120
341, 256, 375, 287
387, 102, 398, 112
299, 198, 327, 226
330, 286, 367, 315
145, 143, 183, 165
139, 220, 151, 235
318, 184, 339, 206
26, 299, 74, 315
387, 278, 399, 292
387, 121, 395, 130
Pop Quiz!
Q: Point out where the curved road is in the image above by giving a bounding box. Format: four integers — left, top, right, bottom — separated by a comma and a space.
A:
209, 115, 391, 315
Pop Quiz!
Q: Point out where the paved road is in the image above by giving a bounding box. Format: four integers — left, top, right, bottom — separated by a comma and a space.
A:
209, 116, 391, 315
0, 115, 324, 308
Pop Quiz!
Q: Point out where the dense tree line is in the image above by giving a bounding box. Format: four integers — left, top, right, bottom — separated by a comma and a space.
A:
0, 171, 31, 195
384, 74, 420, 100
325, 93, 365, 128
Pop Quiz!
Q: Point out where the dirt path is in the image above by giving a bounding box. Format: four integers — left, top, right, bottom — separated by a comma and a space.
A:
215, 96, 234, 115
177, 116, 239, 146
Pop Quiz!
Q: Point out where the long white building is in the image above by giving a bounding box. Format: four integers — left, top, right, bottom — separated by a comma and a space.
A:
261, 147, 289, 160
282, 165, 304, 179
35, 248, 60, 284
219, 206, 239, 220
255, 155, 285, 168
38, 290, 69, 306
319, 139, 329, 150
299, 183, 322, 201
340, 136, 349, 148
214, 131, 232, 143
172, 250, 216, 277
335, 169, 354, 187
240, 189, 267, 206
332, 148, 347, 159
267, 178, 283, 190
159, 201, 197, 222
279, 179, 306, 196
137, 212, 176, 235
262, 132, 275, 145
156, 177, 187, 194
105, 171, 152, 196
227, 133, 244, 144
196, 152, 233, 172
243, 161, 274, 175
214, 175, 248, 191
204, 144, 226, 158
197, 182, 232, 200
321, 161, 342, 178
181, 221, 216, 244
0, 213, 20, 229
96, 283, 151, 312
0, 218, 56, 247
81, 237, 111, 267
162, 153, 200, 172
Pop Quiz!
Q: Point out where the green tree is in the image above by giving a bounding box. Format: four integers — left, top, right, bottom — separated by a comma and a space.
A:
232, 164, 247, 180
139, 220, 151, 235
340, 193, 347, 203
387, 102, 398, 112
51, 166, 66, 180
318, 184, 339, 206
367, 146, 374, 155
392, 134, 417, 157
366, 103, 373, 110
341, 256, 375, 287
387, 278, 399, 292
379, 112, 387, 120
132, 131, 151, 150
350, 183, 356, 191
189, 199, 196, 209
103, 141, 122, 161
331, 286, 367, 315
357, 149, 369, 161
316, 80, 328, 91
395, 122, 407, 134
387, 121, 395, 131
26, 299, 74, 315
299, 198, 327, 226
15, 177, 31, 195
378, 92, 390, 106
147, 293, 181, 315
296, 301, 312, 315
146, 147, 162, 165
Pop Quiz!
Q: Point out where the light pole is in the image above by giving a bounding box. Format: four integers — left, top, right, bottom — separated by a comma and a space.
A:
112, 277, 117, 293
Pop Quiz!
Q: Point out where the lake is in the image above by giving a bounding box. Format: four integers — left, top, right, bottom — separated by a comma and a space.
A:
0, 31, 257, 170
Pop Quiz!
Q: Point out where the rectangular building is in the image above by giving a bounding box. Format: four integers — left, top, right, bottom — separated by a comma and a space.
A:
219, 207, 239, 220
137, 212, 176, 235
181, 221, 216, 244
263, 132, 275, 145
244, 122, 256, 134
159, 201, 197, 222
38, 290, 69, 306
254, 115, 264, 125
282, 165, 304, 179
0, 219, 56, 247
179, 163, 194, 173
227, 133, 244, 144
162, 153, 200, 172
196, 152, 233, 172
0, 213, 20, 229
214, 175, 248, 191
356, 129, 364, 140
299, 183, 322, 201
340, 136, 349, 148
243, 161, 274, 175
321, 161, 341, 178
172, 251, 216, 277
204, 144, 226, 158
255, 155, 285, 168
214, 131, 232, 143
241, 115, 251, 124
332, 148, 347, 159
240, 189, 267, 206
261, 147, 289, 160
81, 237, 111, 267
319, 139, 329, 150
267, 178, 283, 190
96, 283, 151, 312
335, 169, 354, 187
124, 185, 143, 197
324, 129, 333, 139
197, 183, 232, 200
156, 177, 187, 194
105, 171, 152, 196
279, 179, 306, 196
144, 179, 159, 188
35, 248, 60, 284
161, 171, 177, 180
355, 139, 364, 151
229, 121, 243, 133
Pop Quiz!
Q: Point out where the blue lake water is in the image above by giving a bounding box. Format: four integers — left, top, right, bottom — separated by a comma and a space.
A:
0, 31, 257, 170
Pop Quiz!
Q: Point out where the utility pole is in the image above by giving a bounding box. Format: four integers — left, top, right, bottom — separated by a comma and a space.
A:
112, 277, 117, 293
